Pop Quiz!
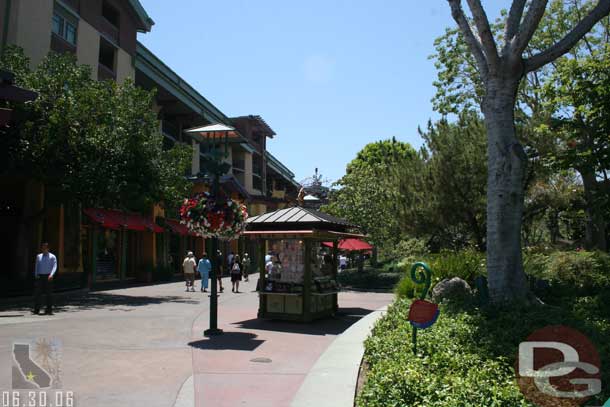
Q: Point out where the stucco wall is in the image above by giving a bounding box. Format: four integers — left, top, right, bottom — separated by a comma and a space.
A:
12, 0, 53, 68
116, 47, 134, 84
191, 141, 200, 175
244, 152, 254, 194
76, 19, 100, 80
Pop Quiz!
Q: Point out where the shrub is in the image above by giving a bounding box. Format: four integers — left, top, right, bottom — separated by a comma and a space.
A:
337, 268, 402, 290
395, 249, 485, 299
357, 298, 610, 407
381, 238, 429, 263
525, 250, 610, 297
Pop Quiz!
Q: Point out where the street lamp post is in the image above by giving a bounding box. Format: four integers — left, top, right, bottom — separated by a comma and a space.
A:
201, 132, 231, 337
184, 124, 243, 337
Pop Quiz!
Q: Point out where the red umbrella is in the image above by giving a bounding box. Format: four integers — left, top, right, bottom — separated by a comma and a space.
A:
322, 239, 373, 251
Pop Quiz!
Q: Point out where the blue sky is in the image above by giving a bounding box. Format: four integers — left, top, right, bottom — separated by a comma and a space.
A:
138, 1, 506, 184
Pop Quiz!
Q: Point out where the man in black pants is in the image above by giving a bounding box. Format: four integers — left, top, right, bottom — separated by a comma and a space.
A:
33, 242, 57, 315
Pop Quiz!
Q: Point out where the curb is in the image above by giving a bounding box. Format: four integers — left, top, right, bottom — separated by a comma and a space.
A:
290, 305, 388, 407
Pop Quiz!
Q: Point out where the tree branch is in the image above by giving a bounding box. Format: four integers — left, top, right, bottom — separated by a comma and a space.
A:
514, 0, 549, 55
525, 0, 610, 71
447, 0, 489, 80
502, 0, 527, 56
465, 0, 500, 65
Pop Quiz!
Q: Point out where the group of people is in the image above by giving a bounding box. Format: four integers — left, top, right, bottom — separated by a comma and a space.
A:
182, 250, 251, 293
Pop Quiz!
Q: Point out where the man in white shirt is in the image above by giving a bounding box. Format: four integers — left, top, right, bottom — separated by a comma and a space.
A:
339, 255, 348, 272
33, 242, 57, 315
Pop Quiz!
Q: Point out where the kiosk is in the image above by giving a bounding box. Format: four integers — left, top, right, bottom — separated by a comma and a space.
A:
244, 206, 362, 322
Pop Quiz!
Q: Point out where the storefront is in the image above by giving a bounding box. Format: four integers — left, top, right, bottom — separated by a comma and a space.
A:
244, 206, 362, 322
165, 218, 205, 274
83, 208, 163, 283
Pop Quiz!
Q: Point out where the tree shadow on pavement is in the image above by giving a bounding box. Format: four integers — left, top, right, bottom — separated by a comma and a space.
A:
231, 307, 374, 336
0, 293, 199, 313
188, 332, 265, 351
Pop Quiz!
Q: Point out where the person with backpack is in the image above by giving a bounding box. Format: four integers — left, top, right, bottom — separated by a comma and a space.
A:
231, 254, 242, 293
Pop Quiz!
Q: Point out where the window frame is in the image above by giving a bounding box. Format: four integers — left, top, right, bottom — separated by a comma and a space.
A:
52, 8, 78, 46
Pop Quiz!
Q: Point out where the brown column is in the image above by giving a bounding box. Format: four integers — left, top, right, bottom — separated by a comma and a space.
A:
303, 239, 312, 322
257, 239, 266, 318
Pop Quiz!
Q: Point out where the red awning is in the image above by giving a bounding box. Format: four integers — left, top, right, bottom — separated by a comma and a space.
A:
166, 219, 198, 236
322, 238, 374, 251
84, 208, 163, 233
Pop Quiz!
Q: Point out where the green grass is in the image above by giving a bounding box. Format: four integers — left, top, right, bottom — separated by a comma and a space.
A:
357, 297, 610, 407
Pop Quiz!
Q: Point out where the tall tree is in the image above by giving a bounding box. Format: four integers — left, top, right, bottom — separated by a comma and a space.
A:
418, 113, 487, 250
446, 0, 610, 302
0, 46, 192, 212
543, 49, 610, 250
323, 139, 419, 252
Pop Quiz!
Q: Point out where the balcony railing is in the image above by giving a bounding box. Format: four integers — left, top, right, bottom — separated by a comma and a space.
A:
162, 120, 180, 140
232, 158, 245, 171
97, 63, 116, 81
100, 17, 120, 43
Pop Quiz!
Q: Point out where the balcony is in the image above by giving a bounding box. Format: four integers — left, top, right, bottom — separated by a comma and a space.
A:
100, 17, 119, 43
232, 158, 245, 172
162, 120, 180, 140
98, 63, 116, 81
252, 174, 263, 192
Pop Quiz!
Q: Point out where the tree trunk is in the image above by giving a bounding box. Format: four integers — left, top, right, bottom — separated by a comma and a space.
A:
581, 170, 608, 251
482, 75, 530, 303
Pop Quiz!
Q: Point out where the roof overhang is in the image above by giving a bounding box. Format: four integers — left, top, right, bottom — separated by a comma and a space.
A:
265, 151, 300, 188
129, 0, 155, 32
243, 229, 364, 240
231, 115, 276, 138
184, 123, 246, 143
135, 43, 230, 124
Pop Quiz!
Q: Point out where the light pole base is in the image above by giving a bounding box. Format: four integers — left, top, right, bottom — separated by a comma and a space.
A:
204, 328, 223, 337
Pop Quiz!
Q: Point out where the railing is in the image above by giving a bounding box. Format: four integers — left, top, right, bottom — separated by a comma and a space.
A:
161, 120, 180, 140
232, 158, 245, 171
100, 17, 120, 43
252, 174, 263, 192
98, 63, 116, 81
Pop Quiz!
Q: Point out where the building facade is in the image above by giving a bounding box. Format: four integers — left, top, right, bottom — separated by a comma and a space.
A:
0, 0, 299, 295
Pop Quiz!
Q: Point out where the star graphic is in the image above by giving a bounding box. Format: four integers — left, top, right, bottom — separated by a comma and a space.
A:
26, 371, 36, 381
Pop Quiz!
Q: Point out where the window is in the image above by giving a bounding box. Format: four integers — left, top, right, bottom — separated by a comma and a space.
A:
98, 37, 116, 72
52, 11, 77, 45
102, 1, 120, 27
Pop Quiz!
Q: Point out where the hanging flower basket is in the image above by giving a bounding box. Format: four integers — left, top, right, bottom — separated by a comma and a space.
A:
179, 193, 248, 240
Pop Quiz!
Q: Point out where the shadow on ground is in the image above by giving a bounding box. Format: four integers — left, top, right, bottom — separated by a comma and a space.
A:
188, 332, 265, 351
231, 307, 374, 336
0, 293, 199, 313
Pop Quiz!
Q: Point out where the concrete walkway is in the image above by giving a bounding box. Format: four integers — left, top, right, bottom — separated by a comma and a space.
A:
0, 277, 393, 407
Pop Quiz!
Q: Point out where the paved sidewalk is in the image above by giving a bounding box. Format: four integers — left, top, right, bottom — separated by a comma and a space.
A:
0, 277, 393, 407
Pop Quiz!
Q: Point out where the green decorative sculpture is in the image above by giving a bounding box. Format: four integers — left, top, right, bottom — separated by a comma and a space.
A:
407, 262, 439, 355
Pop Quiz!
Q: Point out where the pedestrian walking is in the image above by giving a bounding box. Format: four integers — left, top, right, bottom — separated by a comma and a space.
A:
231, 254, 242, 293
197, 252, 211, 292
242, 253, 251, 282
182, 252, 197, 292
33, 242, 57, 315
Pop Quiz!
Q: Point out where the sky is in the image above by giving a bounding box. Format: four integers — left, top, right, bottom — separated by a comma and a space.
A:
138, 1, 506, 184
